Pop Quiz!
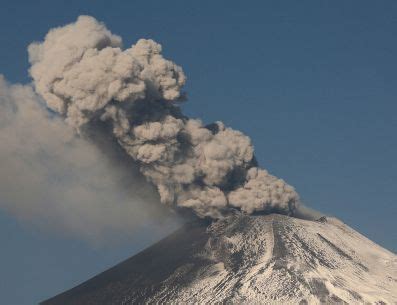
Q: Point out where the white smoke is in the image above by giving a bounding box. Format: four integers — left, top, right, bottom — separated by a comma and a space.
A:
0, 75, 179, 242
26, 15, 301, 219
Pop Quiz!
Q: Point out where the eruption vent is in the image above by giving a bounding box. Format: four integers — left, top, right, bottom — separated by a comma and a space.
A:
28, 15, 300, 219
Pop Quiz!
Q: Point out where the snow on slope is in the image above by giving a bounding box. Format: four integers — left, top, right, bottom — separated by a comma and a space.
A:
42, 214, 397, 305
168, 215, 396, 304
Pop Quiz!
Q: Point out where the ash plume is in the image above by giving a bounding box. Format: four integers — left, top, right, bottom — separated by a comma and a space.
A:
0, 75, 178, 242
27, 15, 300, 219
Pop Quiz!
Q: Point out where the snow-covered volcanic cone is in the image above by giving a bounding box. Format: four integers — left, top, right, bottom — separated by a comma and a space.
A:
42, 214, 397, 304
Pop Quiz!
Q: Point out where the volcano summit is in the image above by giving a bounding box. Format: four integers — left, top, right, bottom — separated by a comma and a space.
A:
1, 15, 395, 305
42, 214, 397, 304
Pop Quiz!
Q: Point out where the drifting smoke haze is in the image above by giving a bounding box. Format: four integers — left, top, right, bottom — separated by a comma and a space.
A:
0, 76, 179, 242
0, 16, 310, 240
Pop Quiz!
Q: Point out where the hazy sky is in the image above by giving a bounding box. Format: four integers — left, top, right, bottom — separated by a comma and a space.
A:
0, 1, 396, 304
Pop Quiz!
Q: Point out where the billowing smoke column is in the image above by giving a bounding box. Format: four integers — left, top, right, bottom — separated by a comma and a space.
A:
28, 16, 300, 219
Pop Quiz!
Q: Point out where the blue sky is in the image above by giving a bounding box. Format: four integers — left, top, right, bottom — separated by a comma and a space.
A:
0, 1, 396, 304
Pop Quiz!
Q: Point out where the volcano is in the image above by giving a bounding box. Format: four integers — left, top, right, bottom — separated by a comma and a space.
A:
41, 214, 397, 304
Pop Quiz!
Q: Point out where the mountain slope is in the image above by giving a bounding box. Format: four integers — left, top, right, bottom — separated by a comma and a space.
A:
42, 214, 397, 304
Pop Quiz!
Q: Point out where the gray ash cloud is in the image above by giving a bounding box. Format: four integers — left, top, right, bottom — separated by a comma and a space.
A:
27, 16, 300, 219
